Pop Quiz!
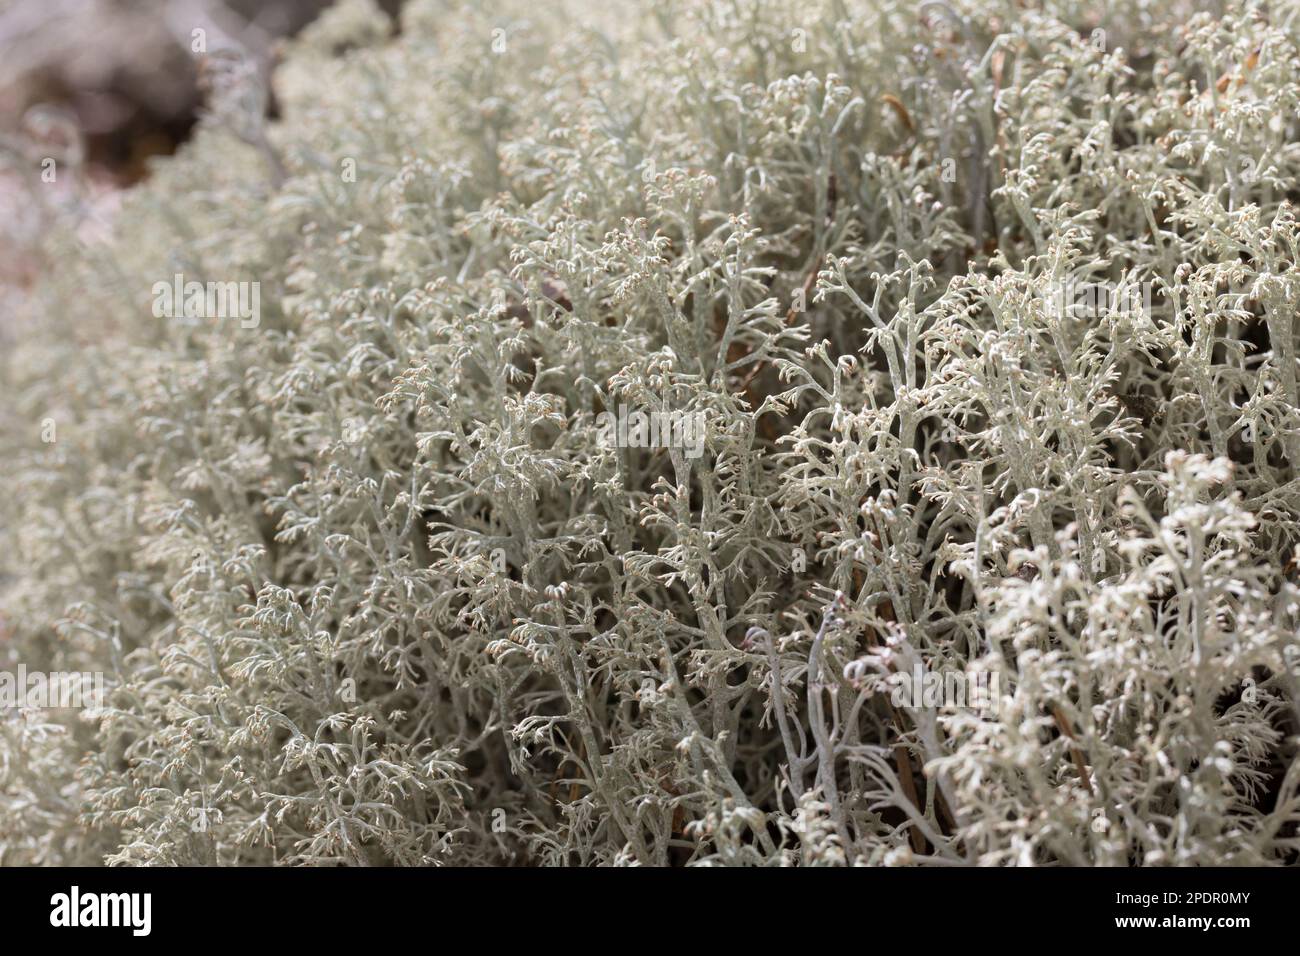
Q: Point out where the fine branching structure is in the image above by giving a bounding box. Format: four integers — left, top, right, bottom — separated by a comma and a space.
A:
3, 0, 1300, 866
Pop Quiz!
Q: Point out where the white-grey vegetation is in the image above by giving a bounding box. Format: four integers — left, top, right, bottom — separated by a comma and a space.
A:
3, 0, 1300, 866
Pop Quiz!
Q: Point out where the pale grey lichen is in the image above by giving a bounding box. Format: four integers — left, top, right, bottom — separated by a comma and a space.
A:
2, 0, 1300, 865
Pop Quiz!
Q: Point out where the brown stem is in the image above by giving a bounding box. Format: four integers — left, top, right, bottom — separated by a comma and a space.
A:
1050, 704, 1095, 796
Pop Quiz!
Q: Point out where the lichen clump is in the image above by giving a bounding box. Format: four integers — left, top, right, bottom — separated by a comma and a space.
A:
3, 0, 1300, 866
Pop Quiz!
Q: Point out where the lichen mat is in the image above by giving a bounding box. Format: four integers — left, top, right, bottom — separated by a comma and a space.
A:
2, 0, 1300, 866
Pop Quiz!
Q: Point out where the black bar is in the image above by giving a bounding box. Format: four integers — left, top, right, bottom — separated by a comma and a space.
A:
0, 866, 1287, 943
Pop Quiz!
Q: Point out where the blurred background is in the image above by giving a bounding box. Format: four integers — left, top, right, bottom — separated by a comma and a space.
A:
0, 0, 402, 296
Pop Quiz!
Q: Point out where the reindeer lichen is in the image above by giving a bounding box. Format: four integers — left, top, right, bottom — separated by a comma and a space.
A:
3, 0, 1300, 865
